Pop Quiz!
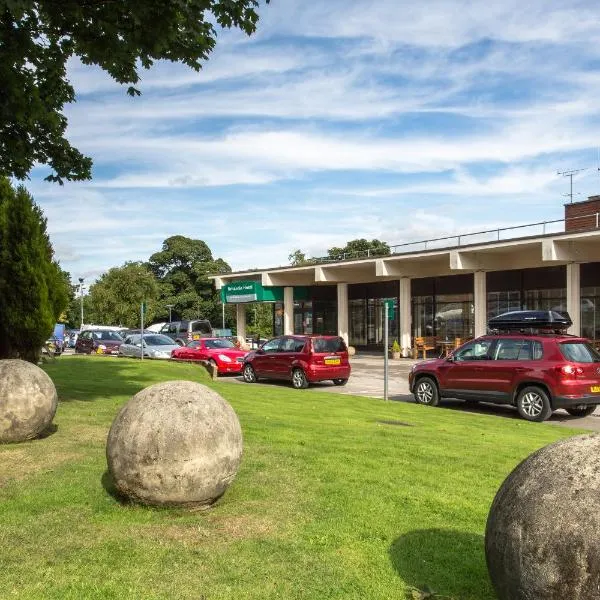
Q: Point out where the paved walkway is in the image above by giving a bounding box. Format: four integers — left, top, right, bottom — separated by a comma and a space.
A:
219, 353, 600, 432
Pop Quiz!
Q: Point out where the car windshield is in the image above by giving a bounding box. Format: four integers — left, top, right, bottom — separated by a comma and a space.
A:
559, 342, 600, 363
93, 331, 122, 341
312, 337, 346, 353
143, 335, 174, 346
204, 339, 235, 349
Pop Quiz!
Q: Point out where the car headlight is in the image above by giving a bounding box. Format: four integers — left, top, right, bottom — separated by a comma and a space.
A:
98, 344, 107, 350
218, 354, 232, 362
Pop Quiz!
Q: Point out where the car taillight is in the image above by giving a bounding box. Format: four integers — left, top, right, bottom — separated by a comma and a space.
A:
187, 332, 192, 340
557, 365, 584, 379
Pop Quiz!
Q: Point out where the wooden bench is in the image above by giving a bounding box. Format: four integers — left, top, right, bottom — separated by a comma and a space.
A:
413, 336, 436, 359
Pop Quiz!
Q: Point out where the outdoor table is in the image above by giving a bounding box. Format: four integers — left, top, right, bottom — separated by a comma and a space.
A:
436, 340, 455, 357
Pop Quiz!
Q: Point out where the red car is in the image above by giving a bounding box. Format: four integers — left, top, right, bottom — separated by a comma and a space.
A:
409, 322, 600, 422
171, 338, 247, 374
242, 335, 351, 389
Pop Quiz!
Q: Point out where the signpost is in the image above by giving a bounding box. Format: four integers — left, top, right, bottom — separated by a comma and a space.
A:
383, 299, 394, 401
140, 302, 146, 361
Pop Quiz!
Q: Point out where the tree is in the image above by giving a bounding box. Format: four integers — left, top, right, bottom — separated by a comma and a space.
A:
148, 235, 230, 325
288, 249, 317, 266
0, 177, 70, 361
327, 238, 390, 261
0, 0, 269, 183
246, 303, 273, 339
87, 262, 159, 327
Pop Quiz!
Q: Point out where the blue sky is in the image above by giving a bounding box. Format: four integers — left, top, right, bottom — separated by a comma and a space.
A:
24, 0, 600, 282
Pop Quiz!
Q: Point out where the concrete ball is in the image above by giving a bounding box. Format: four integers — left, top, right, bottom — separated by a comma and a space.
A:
106, 380, 243, 509
485, 434, 600, 600
0, 359, 58, 443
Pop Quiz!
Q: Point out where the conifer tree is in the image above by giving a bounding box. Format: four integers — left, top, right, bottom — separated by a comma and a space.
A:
0, 178, 69, 361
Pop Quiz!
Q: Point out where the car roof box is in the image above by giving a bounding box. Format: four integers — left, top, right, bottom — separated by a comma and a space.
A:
488, 310, 572, 331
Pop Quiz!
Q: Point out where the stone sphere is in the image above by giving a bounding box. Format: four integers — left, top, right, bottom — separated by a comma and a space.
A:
485, 434, 600, 600
0, 359, 58, 443
106, 380, 243, 509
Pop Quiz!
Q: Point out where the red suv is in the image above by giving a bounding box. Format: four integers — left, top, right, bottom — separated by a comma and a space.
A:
242, 335, 351, 389
409, 330, 600, 422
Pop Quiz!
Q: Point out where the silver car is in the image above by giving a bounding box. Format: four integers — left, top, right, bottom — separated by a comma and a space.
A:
118, 334, 180, 360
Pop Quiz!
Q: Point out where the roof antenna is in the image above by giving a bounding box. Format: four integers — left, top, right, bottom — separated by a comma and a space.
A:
557, 168, 586, 203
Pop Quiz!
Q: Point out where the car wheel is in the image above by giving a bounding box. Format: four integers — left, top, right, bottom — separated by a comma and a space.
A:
333, 378, 348, 386
516, 386, 552, 422
176, 339, 185, 346
414, 376, 439, 406
566, 405, 597, 417
242, 364, 257, 383
291, 368, 309, 389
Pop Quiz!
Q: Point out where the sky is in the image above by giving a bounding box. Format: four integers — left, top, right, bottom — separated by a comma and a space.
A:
23, 0, 600, 283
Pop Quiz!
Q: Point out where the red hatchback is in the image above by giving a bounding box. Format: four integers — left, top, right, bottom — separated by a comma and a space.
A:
242, 335, 351, 389
409, 333, 600, 422
171, 338, 247, 374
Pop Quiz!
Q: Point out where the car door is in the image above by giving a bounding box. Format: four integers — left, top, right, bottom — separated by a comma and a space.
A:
79, 331, 92, 353
273, 336, 304, 378
437, 338, 496, 400
482, 339, 542, 403
252, 338, 282, 377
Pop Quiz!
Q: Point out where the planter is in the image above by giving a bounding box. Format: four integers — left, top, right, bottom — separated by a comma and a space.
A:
391, 351, 401, 360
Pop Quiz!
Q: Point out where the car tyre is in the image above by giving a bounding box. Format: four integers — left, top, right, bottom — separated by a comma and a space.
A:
291, 368, 309, 389
516, 386, 552, 422
566, 405, 597, 417
332, 378, 348, 386
414, 376, 439, 407
242, 364, 257, 383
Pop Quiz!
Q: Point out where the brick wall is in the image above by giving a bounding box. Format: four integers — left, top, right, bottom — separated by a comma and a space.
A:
565, 196, 600, 232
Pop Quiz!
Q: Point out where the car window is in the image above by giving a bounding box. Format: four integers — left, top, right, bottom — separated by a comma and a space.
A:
312, 337, 346, 353
191, 321, 212, 334
493, 339, 543, 361
204, 339, 235, 349
186, 341, 201, 348
559, 342, 600, 363
280, 337, 306, 352
261, 338, 281, 353
99, 331, 122, 341
455, 339, 493, 361
167, 322, 179, 334
143, 335, 174, 346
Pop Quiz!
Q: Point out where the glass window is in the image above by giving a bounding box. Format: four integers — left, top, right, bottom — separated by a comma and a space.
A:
274, 303, 284, 337
487, 291, 521, 321
559, 342, 600, 363
435, 294, 474, 340
261, 338, 281, 353
186, 341, 201, 348
312, 337, 346, 353
191, 320, 212, 334
581, 289, 600, 341
412, 296, 434, 338
523, 289, 566, 313
492, 339, 541, 361
293, 301, 312, 335
142, 335, 175, 346
349, 299, 367, 346
280, 337, 306, 352
168, 322, 178, 334
100, 331, 123, 341
454, 339, 493, 361
204, 339, 235, 349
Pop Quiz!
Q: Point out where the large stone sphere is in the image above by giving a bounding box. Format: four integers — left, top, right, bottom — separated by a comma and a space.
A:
106, 380, 243, 509
485, 434, 600, 600
0, 359, 58, 443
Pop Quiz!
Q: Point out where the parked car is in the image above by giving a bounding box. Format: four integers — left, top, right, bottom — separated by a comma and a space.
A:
409, 311, 600, 422
159, 319, 213, 346
171, 337, 248, 374
242, 335, 351, 389
118, 334, 180, 359
75, 329, 123, 355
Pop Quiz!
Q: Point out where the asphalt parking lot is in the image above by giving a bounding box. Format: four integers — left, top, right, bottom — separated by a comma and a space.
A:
219, 353, 600, 432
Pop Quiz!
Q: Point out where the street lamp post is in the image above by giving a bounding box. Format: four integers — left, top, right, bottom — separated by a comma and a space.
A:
166, 304, 174, 323
78, 277, 84, 330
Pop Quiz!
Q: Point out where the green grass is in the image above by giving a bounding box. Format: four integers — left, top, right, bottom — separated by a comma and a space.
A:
0, 357, 584, 599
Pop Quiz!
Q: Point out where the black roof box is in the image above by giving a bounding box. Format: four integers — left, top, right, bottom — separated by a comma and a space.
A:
488, 310, 572, 331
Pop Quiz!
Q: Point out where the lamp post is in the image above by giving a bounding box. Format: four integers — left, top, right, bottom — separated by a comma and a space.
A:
166, 304, 174, 323
78, 277, 84, 330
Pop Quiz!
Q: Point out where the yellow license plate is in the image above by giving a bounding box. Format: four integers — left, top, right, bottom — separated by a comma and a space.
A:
591, 386, 600, 393
324, 358, 340, 365
193, 335, 200, 340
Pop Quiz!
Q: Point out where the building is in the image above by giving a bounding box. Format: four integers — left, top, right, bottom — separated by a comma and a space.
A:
212, 197, 600, 355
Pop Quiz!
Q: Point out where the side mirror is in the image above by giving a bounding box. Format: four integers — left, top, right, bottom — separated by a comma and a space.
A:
446, 353, 455, 362
256, 348, 265, 355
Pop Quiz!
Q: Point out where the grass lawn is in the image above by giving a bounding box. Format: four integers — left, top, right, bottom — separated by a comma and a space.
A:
0, 357, 584, 600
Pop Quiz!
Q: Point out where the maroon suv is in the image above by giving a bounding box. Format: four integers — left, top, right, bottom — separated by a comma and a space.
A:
242, 335, 351, 389
409, 333, 600, 422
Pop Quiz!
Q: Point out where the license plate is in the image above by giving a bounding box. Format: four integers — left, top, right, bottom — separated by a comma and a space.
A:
324, 358, 340, 365
193, 335, 200, 340
591, 386, 600, 393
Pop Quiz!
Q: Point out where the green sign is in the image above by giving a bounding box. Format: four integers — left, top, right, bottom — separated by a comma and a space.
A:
221, 281, 309, 304
383, 299, 395, 319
